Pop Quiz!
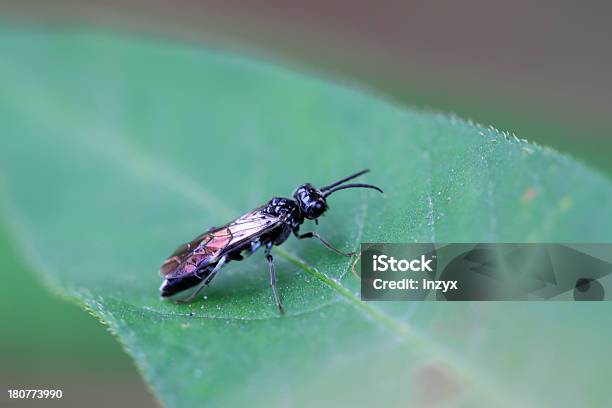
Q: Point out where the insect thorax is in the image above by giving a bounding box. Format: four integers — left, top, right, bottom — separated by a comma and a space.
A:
266, 197, 303, 230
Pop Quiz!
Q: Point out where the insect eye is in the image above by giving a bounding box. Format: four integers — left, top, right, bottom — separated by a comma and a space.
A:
312, 201, 326, 214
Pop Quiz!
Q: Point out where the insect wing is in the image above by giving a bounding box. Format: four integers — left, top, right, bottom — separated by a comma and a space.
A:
160, 236, 198, 276
225, 209, 281, 244
160, 208, 282, 279
159, 231, 221, 278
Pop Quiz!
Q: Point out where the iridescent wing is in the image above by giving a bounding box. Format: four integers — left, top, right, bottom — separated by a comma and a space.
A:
160, 207, 283, 279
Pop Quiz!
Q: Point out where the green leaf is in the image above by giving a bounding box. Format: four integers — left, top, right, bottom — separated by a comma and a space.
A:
2, 28, 612, 407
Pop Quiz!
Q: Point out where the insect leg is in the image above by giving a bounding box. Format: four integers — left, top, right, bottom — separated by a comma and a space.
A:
265, 245, 285, 315
294, 231, 355, 257
177, 281, 207, 304
178, 256, 227, 303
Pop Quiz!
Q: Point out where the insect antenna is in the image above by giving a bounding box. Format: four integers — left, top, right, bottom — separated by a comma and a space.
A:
320, 169, 371, 191
322, 183, 383, 197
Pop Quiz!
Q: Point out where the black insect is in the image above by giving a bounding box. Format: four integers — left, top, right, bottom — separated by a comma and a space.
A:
159, 169, 382, 313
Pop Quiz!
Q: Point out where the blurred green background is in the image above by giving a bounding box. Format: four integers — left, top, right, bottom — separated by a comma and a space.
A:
1, 1, 610, 406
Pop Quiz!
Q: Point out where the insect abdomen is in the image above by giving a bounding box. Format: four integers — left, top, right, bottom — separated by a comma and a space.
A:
160, 263, 217, 298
